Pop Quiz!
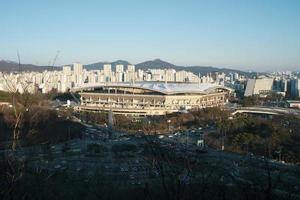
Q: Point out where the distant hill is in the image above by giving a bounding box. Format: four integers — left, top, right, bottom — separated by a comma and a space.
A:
135, 59, 252, 76
135, 59, 177, 69
85, 58, 253, 76
0, 60, 59, 72
1, 59, 254, 77
183, 66, 253, 77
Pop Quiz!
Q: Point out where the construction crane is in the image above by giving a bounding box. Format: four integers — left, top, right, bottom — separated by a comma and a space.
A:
51, 50, 60, 71
17, 50, 21, 72
43, 50, 60, 84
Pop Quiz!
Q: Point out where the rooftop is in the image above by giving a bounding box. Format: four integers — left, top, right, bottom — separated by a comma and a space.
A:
72, 82, 233, 95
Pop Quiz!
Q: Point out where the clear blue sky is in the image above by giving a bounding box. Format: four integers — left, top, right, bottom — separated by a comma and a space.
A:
1, 0, 299, 71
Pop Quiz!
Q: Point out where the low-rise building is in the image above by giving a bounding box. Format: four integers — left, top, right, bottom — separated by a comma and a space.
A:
287, 100, 300, 109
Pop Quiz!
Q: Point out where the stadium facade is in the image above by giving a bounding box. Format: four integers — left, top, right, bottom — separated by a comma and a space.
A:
72, 82, 233, 116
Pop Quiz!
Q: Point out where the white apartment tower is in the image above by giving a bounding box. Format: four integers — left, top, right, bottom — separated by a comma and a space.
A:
103, 64, 112, 82
165, 69, 176, 82
116, 64, 124, 82
73, 63, 84, 84
73, 63, 83, 75
116, 64, 124, 73
126, 65, 135, 82
63, 65, 72, 76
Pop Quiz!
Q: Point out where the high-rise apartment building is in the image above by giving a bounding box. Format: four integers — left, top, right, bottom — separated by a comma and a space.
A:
116, 64, 124, 73
126, 65, 135, 82
63, 65, 72, 76
290, 79, 300, 98
103, 64, 112, 82
73, 63, 83, 75
164, 69, 176, 82
115, 64, 124, 82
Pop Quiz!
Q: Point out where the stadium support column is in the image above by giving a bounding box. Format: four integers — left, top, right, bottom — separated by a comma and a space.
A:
108, 109, 114, 128
164, 69, 168, 86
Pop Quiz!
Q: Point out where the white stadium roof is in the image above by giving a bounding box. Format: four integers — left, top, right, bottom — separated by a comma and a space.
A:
72, 82, 233, 95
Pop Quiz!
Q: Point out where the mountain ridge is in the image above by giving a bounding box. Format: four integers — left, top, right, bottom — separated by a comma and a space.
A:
0, 60, 59, 72
0, 59, 253, 76
134, 59, 251, 76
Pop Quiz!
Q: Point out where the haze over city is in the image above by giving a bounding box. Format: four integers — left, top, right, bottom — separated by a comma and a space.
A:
1, 0, 300, 71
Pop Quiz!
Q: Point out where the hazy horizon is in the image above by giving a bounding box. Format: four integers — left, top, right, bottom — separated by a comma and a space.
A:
1, 0, 299, 71
1, 57, 298, 73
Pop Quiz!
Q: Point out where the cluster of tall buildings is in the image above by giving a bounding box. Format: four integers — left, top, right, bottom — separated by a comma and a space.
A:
2, 61, 298, 99
0, 63, 233, 94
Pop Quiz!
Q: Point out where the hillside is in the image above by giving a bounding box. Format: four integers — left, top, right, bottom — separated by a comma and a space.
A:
85, 58, 252, 76
135, 59, 252, 76
0, 60, 59, 72
135, 59, 177, 69
0, 59, 254, 77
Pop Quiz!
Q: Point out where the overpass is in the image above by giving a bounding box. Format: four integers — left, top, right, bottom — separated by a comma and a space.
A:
232, 106, 300, 116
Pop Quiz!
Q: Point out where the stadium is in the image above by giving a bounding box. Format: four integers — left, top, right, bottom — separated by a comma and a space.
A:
71, 82, 233, 116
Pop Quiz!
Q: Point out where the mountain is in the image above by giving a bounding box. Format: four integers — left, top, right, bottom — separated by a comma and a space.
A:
135, 59, 252, 76
85, 58, 252, 76
135, 59, 177, 69
0, 60, 59, 72
183, 66, 252, 76
84, 60, 131, 71
0, 58, 254, 77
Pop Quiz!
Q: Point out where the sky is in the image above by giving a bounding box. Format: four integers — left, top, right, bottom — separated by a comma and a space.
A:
1, 0, 300, 71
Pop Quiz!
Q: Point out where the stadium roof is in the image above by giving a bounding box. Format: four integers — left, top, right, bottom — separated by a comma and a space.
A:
72, 82, 233, 95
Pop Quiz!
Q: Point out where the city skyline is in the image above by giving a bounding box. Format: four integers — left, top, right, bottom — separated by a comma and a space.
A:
1, 0, 300, 71
1, 58, 299, 73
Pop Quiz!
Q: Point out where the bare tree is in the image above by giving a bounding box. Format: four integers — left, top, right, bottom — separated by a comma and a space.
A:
1, 53, 37, 150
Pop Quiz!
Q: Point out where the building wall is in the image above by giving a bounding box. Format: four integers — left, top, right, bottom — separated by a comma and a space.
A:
254, 79, 274, 94
244, 79, 256, 96
244, 78, 274, 96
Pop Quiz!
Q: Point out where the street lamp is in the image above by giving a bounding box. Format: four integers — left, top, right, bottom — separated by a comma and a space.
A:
167, 119, 171, 132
